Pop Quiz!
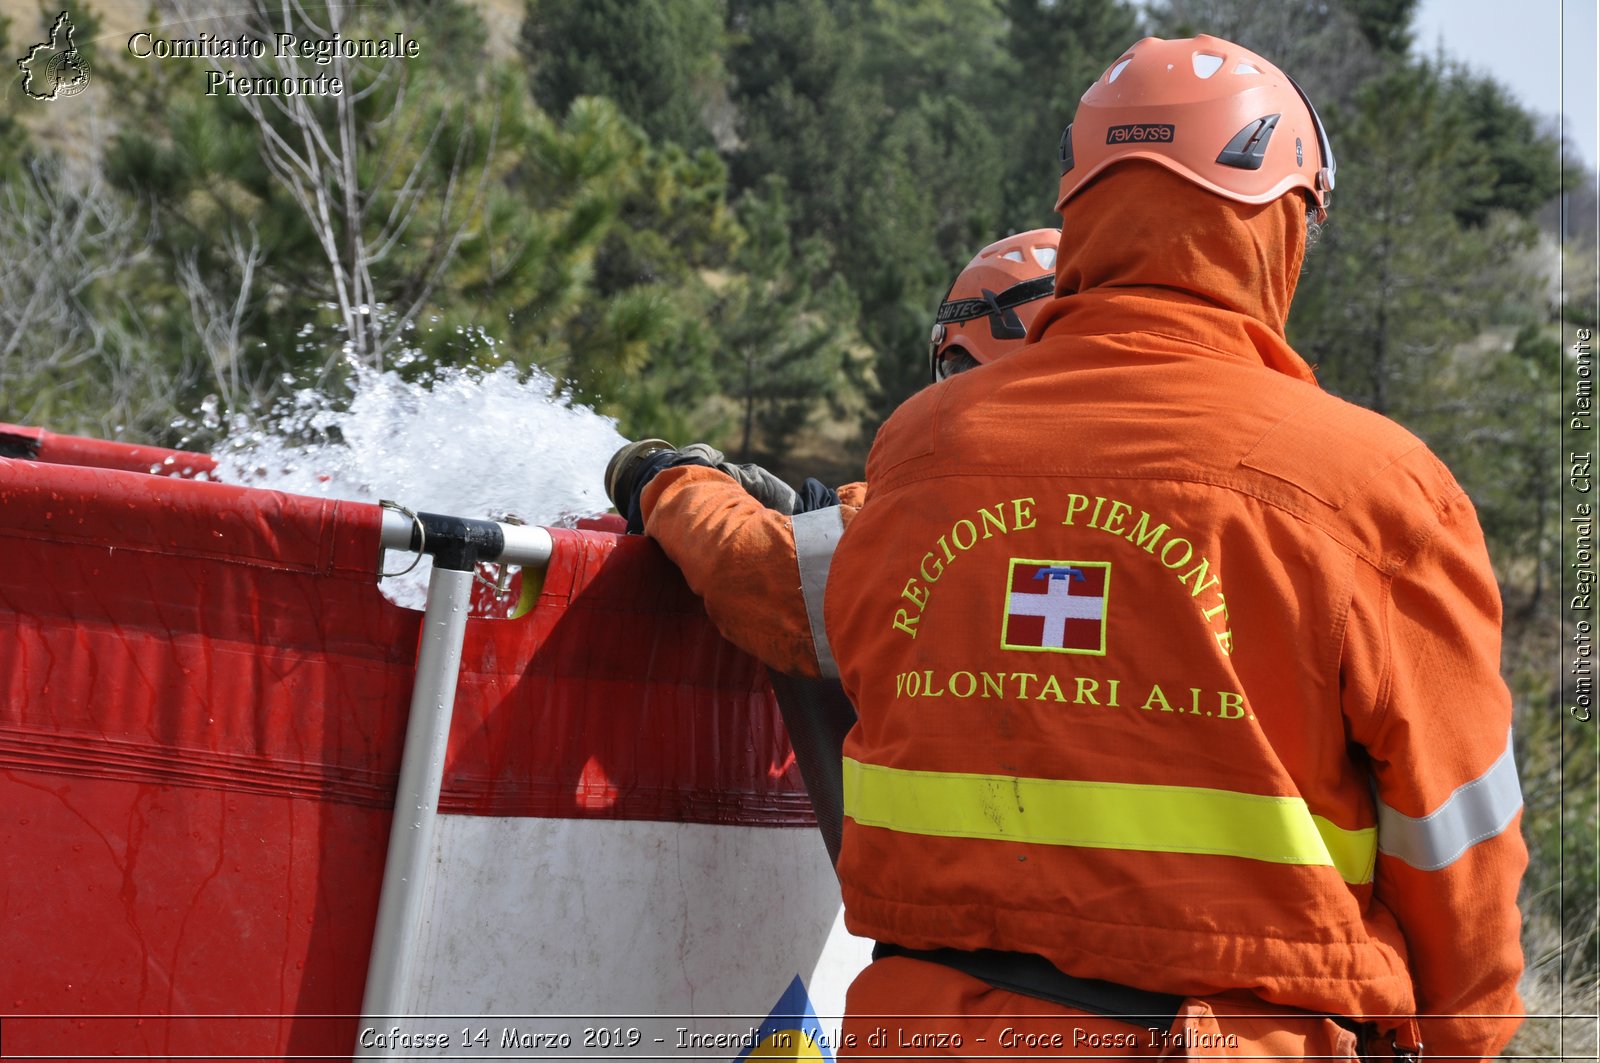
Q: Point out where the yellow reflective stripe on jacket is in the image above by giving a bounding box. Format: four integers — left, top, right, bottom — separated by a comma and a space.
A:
843, 757, 1376, 885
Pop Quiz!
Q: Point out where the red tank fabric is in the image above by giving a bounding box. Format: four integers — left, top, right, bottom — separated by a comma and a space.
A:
0, 453, 807, 1057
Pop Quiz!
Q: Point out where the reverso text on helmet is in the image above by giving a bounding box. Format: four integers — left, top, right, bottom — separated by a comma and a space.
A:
1106, 124, 1174, 144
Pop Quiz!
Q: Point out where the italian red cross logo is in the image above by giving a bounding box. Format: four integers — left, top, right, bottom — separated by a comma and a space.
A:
1000, 559, 1110, 655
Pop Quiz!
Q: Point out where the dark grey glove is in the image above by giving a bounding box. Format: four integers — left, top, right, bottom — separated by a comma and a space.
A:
678, 443, 798, 515
605, 438, 800, 534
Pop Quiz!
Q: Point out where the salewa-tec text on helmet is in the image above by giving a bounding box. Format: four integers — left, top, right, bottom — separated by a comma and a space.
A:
929, 228, 1061, 381
1056, 35, 1334, 222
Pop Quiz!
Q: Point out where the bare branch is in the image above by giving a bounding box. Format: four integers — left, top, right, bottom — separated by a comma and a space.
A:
150, 0, 496, 375
176, 224, 265, 409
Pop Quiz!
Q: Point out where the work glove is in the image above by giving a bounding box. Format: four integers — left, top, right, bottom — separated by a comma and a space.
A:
729, 463, 799, 514
604, 439, 801, 534
678, 443, 799, 516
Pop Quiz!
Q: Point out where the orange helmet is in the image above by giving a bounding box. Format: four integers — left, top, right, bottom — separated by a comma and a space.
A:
1056, 35, 1334, 222
929, 228, 1060, 381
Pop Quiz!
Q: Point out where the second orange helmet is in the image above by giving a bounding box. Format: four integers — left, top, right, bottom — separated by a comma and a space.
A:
929, 228, 1061, 381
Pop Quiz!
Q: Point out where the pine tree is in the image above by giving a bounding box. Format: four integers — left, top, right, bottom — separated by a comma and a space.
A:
522, 0, 725, 150
710, 176, 855, 462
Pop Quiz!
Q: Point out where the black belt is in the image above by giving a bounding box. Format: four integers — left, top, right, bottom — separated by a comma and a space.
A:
871, 942, 1369, 1043
871, 942, 1183, 1032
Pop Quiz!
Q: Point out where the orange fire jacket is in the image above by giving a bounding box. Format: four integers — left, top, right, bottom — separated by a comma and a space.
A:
640, 168, 1525, 1060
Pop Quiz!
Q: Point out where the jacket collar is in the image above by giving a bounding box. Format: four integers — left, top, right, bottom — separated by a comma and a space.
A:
1026, 162, 1319, 386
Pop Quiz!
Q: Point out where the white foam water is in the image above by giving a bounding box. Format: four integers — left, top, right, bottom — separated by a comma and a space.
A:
206, 360, 629, 609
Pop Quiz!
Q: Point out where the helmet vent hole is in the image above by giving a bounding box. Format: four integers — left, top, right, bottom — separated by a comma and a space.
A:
1032, 247, 1056, 269
1001, 250, 1025, 262
1192, 53, 1224, 78
1107, 58, 1133, 83
1234, 61, 1261, 75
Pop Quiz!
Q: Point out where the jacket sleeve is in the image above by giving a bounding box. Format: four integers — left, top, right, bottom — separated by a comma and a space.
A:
641, 465, 859, 677
1344, 490, 1526, 1059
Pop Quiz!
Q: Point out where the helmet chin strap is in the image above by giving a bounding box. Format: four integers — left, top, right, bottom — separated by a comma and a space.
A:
1284, 72, 1336, 220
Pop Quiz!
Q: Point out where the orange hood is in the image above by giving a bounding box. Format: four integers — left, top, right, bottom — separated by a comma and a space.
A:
1030, 162, 1317, 385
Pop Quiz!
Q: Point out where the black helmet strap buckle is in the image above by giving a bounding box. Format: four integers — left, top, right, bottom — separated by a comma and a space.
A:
983, 288, 1028, 340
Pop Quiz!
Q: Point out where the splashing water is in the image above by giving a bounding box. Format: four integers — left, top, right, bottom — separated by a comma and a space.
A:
207, 361, 629, 608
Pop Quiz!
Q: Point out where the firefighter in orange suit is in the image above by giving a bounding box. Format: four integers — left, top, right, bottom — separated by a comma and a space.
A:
609, 35, 1525, 1061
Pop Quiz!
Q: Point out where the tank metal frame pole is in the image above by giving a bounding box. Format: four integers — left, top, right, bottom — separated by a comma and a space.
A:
355, 509, 552, 1055
356, 561, 472, 1052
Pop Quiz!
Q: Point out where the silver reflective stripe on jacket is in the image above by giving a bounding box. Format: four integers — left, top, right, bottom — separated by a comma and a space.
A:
1378, 730, 1522, 871
792, 506, 844, 679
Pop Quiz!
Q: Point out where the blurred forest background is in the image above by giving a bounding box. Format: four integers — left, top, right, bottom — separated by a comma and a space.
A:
1, 0, 1594, 1050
